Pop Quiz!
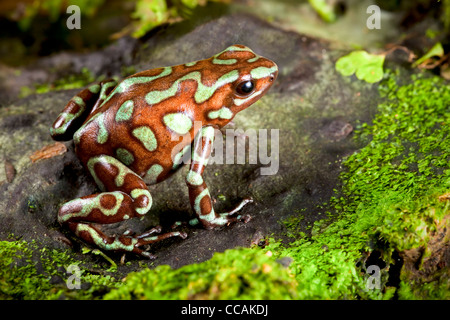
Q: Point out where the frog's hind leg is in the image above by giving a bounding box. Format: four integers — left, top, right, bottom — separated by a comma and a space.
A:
58, 155, 187, 258
65, 221, 185, 259
50, 79, 117, 141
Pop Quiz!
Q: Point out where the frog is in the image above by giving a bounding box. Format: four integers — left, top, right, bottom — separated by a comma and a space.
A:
50, 44, 278, 258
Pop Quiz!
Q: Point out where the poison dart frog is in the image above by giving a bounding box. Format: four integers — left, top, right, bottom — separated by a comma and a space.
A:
50, 45, 278, 258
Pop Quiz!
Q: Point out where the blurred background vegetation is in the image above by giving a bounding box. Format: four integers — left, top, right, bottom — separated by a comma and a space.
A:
0, 0, 449, 67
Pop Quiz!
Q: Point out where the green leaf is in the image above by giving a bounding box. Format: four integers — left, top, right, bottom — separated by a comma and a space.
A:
412, 42, 444, 67
308, 0, 337, 23
335, 50, 385, 83
132, 0, 169, 38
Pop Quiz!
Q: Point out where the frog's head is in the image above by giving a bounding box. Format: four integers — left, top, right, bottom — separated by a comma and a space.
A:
202, 44, 278, 125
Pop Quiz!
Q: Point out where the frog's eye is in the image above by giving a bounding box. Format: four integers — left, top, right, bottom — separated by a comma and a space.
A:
235, 80, 255, 96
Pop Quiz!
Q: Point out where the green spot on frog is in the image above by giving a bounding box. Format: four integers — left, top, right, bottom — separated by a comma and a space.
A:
172, 145, 191, 169
130, 188, 152, 215
194, 189, 215, 220
163, 113, 193, 135
208, 106, 233, 120
250, 66, 279, 79
132, 126, 157, 151
100, 67, 173, 108
146, 164, 164, 184
145, 70, 239, 105
116, 100, 134, 122
212, 58, 237, 65
99, 81, 117, 101
186, 170, 204, 186
72, 96, 86, 107
220, 45, 255, 54
116, 148, 134, 165
96, 113, 109, 144
89, 84, 101, 94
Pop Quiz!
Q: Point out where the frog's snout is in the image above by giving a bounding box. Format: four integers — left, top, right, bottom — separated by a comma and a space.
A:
269, 74, 275, 82
269, 72, 277, 83
269, 63, 278, 83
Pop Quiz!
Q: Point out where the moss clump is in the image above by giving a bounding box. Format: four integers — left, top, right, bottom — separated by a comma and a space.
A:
131, 0, 228, 38
270, 69, 449, 299
105, 248, 298, 299
19, 67, 98, 98
0, 239, 120, 299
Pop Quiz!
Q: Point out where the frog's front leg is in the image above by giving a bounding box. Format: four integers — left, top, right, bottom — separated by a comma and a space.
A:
50, 79, 117, 141
58, 155, 186, 258
186, 126, 252, 229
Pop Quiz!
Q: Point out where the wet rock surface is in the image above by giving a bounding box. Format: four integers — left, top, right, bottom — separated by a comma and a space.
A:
0, 13, 381, 271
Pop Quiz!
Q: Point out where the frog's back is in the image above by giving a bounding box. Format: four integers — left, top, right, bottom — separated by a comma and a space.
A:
73, 45, 278, 183
73, 65, 201, 181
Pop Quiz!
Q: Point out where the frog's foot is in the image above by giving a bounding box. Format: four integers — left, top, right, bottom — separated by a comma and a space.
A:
190, 197, 253, 229
122, 225, 162, 237
67, 222, 187, 259
135, 230, 188, 259
135, 225, 162, 238
136, 230, 188, 245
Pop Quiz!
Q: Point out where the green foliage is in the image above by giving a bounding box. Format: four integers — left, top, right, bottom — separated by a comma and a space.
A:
442, 0, 450, 31
307, 0, 337, 23
131, 0, 169, 38
272, 70, 450, 299
281, 214, 306, 239
0, 239, 120, 299
105, 248, 298, 299
397, 276, 450, 299
17, 0, 105, 31
131, 0, 226, 38
0, 240, 49, 299
336, 50, 385, 83
19, 67, 98, 98
412, 42, 444, 67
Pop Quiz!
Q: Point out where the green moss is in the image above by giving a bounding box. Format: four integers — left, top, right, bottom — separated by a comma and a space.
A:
0, 239, 120, 299
105, 247, 298, 299
271, 69, 450, 299
397, 275, 450, 299
307, 0, 337, 23
17, 0, 105, 31
281, 212, 306, 239
19, 67, 99, 98
442, 0, 450, 32
131, 0, 227, 38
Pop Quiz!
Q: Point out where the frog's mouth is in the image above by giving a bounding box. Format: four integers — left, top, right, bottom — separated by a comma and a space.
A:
234, 89, 264, 106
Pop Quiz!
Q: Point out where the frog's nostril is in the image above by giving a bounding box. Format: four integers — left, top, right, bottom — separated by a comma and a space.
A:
269, 75, 274, 82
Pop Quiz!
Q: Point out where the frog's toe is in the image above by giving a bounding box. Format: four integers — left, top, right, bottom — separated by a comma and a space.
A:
179, 231, 188, 239
140, 251, 157, 259
226, 198, 253, 216
136, 230, 188, 247
220, 212, 251, 225
238, 214, 252, 224
136, 225, 163, 238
